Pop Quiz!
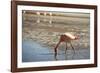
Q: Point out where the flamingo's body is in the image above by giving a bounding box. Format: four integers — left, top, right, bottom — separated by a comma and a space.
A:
54, 33, 79, 56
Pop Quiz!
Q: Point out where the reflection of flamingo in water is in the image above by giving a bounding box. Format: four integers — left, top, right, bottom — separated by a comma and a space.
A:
54, 33, 79, 57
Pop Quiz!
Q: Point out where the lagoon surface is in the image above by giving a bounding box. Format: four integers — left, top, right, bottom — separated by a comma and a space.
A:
22, 39, 90, 62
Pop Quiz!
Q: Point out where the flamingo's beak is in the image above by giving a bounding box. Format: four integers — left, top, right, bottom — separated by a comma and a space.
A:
77, 36, 80, 39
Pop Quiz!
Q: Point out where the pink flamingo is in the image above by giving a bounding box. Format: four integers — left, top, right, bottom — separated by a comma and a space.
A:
54, 33, 79, 56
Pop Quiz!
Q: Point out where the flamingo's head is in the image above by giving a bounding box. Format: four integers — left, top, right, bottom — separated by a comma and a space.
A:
75, 35, 80, 40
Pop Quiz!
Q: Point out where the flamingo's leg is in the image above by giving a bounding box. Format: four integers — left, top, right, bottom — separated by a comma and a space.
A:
54, 41, 61, 57
70, 42, 75, 53
65, 42, 68, 54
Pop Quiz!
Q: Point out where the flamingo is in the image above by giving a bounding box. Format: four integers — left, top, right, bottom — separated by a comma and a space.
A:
54, 33, 79, 56
36, 12, 40, 23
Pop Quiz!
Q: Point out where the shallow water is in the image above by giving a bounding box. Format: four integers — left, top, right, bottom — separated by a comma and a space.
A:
22, 39, 90, 62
